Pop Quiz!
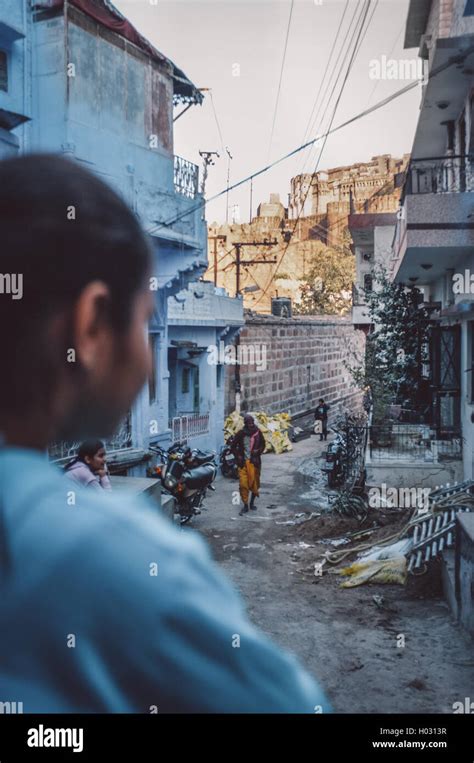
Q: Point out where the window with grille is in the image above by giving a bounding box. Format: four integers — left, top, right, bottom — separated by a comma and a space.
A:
0, 50, 8, 92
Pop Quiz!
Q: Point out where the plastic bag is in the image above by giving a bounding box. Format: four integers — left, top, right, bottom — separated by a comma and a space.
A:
337, 557, 407, 587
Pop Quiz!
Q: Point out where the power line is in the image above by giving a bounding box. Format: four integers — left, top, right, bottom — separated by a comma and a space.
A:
267, 0, 295, 164
364, 22, 403, 110
147, 38, 474, 237
253, 0, 373, 306
354, 0, 379, 60
300, 0, 350, 149
302, 0, 375, 178
213, 171, 406, 300
209, 90, 226, 154
300, 0, 362, 176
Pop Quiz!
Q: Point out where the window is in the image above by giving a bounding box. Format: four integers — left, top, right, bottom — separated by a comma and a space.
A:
464, 0, 474, 17
182, 366, 190, 394
364, 274, 373, 292
216, 364, 223, 388
0, 50, 8, 92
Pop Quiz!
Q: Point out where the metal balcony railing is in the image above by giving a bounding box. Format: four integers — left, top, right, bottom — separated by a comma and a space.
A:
369, 423, 462, 462
174, 155, 199, 199
406, 155, 474, 195
169, 412, 210, 442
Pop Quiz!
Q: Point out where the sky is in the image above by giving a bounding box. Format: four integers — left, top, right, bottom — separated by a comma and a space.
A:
114, 0, 422, 223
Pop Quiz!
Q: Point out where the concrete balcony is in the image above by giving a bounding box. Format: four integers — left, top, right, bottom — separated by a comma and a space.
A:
392, 156, 474, 284
168, 280, 244, 329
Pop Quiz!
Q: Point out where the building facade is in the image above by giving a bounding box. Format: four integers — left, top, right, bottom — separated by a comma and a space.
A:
391, 0, 474, 479
349, 212, 398, 331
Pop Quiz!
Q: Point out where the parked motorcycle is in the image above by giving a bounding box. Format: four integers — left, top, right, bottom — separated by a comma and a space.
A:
321, 430, 346, 488
321, 418, 367, 491
219, 434, 238, 479
148, 442, 217, 524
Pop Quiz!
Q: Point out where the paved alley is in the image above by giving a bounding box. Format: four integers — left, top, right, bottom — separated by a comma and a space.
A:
185, 435, 474, 714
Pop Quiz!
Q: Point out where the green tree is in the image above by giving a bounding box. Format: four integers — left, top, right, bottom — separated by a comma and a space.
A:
345, 268, 431, 420
293, 246, 354, 315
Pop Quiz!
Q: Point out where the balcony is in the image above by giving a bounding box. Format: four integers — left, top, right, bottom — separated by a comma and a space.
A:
391, 155, 474, 284
405, 156, 474, 195
174, 155, 199, 199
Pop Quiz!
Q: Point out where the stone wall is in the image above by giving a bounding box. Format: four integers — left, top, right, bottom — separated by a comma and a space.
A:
224, 314, 366, 426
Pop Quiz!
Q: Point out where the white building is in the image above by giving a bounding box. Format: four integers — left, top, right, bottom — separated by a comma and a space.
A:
349, 212, 397, 331
391, 0, 474, 479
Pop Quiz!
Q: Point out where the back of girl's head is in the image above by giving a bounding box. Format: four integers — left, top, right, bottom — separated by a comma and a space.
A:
0, 153, 152, 417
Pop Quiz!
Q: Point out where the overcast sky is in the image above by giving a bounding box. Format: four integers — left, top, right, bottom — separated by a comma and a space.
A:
114, 0, 421, 223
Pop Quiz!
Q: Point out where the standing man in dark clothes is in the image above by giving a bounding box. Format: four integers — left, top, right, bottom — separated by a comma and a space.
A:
314, 398, 330, 441
231, 414, 266, 516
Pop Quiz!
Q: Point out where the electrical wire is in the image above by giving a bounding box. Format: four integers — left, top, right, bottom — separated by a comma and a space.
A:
253, 0, 373, 306
299, 0, 350, 149
302, 0, 378, 178
267, 0, 295, 164
209, 90, 226, 154
364, 22, 404, 110
146, 39, 474, 237
215, 171, 403, 302
300, 0, 364, 177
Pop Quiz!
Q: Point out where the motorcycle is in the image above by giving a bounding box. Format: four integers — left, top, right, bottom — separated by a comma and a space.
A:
148, 441, 217, 524
219, 434, 238, 479
321, 419, 367, 491
321, 429, 346, 488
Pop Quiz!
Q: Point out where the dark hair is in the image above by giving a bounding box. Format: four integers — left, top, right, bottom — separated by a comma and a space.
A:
64, 439, 105, 472
319, 398, 324, 403
0, 153, 152, 415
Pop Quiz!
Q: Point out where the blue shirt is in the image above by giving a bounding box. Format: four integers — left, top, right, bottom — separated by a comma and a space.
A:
0, 446, 330, 713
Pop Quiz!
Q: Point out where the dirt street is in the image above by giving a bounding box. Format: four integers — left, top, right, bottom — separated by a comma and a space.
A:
183, 435, 474, 713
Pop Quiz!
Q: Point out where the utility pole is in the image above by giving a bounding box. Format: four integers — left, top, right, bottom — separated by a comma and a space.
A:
231, 239, 278, 412
208, 233, 227, 286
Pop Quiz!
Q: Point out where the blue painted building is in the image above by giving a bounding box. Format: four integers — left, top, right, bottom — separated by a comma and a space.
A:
0, 0, 31, 157
1, 0, 243, 470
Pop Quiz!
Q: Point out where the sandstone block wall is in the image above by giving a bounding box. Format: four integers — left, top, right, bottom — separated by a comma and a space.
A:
224, 314, 366, 426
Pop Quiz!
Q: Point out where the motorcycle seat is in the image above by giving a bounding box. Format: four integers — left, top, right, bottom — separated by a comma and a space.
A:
193, 450, 215, 465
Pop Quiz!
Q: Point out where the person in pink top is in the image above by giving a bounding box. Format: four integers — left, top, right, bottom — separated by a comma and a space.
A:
64, 439, 112, 490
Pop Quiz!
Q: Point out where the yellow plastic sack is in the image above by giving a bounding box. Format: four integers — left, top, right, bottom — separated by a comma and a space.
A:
337, 557, 407, 588
224, 410, 293, 454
